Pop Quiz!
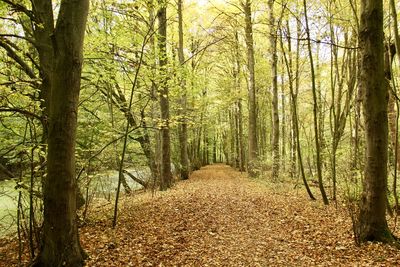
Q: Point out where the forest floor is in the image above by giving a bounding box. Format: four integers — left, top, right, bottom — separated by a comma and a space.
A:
2, 164, 400, 266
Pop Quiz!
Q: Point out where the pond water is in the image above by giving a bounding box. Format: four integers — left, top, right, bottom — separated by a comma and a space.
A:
0, 168, 150, 237
0, 179, 18, 236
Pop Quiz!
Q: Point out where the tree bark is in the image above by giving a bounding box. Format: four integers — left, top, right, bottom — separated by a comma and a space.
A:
33, 0, 89, 265
390, 0, 400, 213
233, 30, 245, 171
158, 0, 173, 190
268, 0, 279, 180
357, 0, 395, 243
177, 0, 190, 180
243, 0, 258, 176
385, 43, 399, 212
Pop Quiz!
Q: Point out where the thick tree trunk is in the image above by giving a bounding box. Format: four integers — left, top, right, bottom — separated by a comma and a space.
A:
33, 0, 89, 266
158, 1, 173, 190
243, 0, 258, 175
358, 0, 395, 243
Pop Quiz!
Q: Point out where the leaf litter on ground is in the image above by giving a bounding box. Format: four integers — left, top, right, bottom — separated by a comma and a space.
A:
1, 164, 400, 266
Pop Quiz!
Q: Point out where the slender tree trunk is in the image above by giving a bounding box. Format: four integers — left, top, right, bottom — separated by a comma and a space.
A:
238, 99, 245, 171
316, 36, 326, 172
177, 0, 190, 180
281, 62, 286, 173
233, 30, 245, 171
385, 44, 399, 213
269, 0, 279, 180
329, 11, 338, 201
286, 20, 297, 180
303, 0, 329, 204
329, 18, 356, 201
33, 0, 89, 265
234, 107, 240, 167
357, 0, 395, 244
158, 0, 173, 190
279, 23, 315, 201
243, 0, 258, 175
213, 135, 217, 163
390, 0, 400, 212
229, 109, 236, 166
113, 45, 147, 227
102, 83, 158, 183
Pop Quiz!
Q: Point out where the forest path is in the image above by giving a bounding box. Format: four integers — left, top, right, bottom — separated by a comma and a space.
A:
82, 164, 400, 266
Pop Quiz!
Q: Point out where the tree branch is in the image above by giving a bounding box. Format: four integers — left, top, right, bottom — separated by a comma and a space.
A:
0, 38, 38, 80
0, 34, 35, 45
0, 0, 37, 22
0, 108, 42, 121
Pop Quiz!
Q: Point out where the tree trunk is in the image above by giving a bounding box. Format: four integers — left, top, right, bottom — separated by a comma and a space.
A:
268, 0, 279, 180
243, 0, 258, 175
385, 43, 399, 212
303, 0, 329, 205
234, 107, 240, 167
281, 63, 286, 173
390, 0, 400, 213
238, 99, 245, 171
234, 30, 245, 171
357, 0, 395, 243
100, 83, 158, 183
229, 109, 236, 166
158, 0, 173, 191
33, 0, 89, 266
279, 22, 316, 201
177, 0, 190, 180
287, 20, 297, 179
